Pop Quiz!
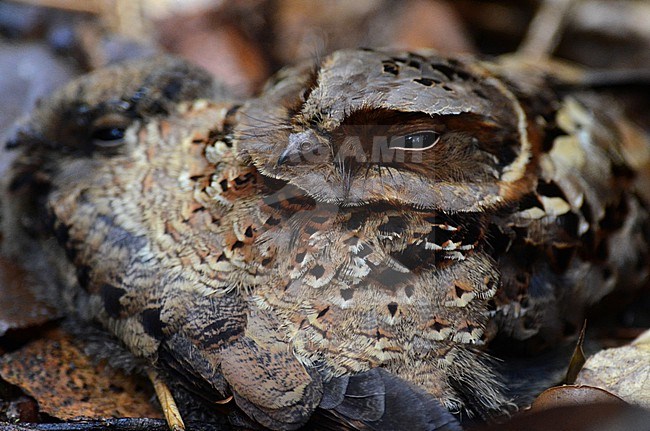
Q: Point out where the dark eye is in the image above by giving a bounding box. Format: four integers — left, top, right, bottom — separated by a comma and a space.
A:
299, 140, 315, 152
90, 127, 125, 145
388, 131, 440, 151
89, 113, 131, 149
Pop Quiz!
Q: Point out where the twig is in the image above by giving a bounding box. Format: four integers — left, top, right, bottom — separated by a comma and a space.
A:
147, 369, 185, 431
518, 0, 578, 59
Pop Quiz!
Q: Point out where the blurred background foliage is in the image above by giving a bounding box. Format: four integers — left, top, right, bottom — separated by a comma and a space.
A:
1, 0, 650, 92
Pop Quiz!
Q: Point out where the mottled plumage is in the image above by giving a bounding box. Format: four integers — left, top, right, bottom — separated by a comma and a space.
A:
3, 50, 649, 430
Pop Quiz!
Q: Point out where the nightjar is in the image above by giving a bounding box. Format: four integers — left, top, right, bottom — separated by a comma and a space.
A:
3, 49, 649, 430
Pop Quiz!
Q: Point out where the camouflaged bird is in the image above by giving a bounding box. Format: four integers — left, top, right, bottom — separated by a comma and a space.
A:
3, 49, 650, 430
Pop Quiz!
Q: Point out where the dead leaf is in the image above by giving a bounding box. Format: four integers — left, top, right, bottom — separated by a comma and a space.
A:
530, 385, 626, 411
564, 320, 587, 384
0, 257, 59, 337
488, 385, 649, 431
3, 396, 39, 423
391, 0, 475, 53
576, 328, 650, 409
476, 402, 650, 431
0, 329, 161, 420
157, 14, 269, 96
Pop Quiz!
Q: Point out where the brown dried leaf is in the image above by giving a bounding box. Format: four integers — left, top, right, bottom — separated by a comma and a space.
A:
563, 320, 587, 384
576, 329, 650, 409
0, 257, 59, 337
0, 329, 161, 420
530, 385, 626, 411
157, 14, 269, 96
3, 396, 40, 423
390, 0, 475, 54
272, 0, 384, 64
272, 0, 474, 64
478, 402, 650, 431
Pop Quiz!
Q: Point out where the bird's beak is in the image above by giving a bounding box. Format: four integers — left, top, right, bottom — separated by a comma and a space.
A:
276, 145, 297, 166
276, 130, 327, 167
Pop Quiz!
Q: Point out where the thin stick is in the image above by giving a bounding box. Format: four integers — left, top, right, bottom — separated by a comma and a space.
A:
518, 0, 578, 59
147, 369, 186, 431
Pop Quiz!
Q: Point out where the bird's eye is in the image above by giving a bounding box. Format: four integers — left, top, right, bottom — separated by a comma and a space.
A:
388, 131, 440, 151
299, 140, 315, 152
91, 127, 125, 145
89, 113, 131, 149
